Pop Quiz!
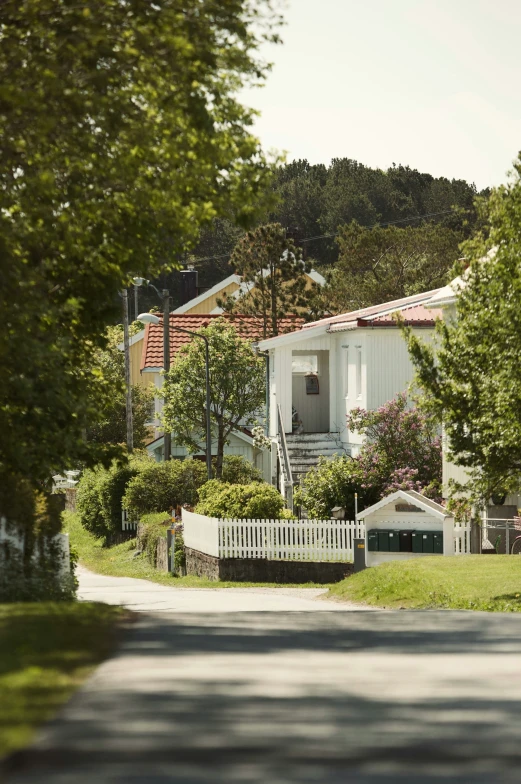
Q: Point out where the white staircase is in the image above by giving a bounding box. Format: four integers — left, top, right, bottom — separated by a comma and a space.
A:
285, 433, 347, 483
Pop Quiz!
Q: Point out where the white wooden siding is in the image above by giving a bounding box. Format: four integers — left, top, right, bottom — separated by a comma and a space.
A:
270, 334, 332, 435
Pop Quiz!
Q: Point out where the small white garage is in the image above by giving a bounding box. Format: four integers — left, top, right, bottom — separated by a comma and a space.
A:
357, 490, 454, 568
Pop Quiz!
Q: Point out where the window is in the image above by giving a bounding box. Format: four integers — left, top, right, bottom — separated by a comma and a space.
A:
292, 354, 318, 375
356, 346, 362, 398
343, 347, 349, 397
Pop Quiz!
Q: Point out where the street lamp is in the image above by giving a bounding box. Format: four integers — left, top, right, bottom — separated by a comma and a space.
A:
138, 312, 212, 480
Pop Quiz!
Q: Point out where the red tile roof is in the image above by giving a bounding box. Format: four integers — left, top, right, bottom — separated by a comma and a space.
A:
303, 289, 442, 330
359, 303, 443, 327
141, 314, 304, 370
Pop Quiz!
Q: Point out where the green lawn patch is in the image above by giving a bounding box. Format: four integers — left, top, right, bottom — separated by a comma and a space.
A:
64, 511, 326, 589
328, 555, 521, 612
0, 601, 125, 760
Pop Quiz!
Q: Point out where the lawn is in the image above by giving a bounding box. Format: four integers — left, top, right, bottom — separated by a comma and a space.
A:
328, 555, 521, 611
0, 601, 125, 760
64, 511, 325, 589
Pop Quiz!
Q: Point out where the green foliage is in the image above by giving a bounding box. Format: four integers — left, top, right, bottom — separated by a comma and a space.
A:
138, 520, 168, 568
0, 0, 281, 496
77, 455, 150, 543
219, 455, 263, 484
219, 222, 321, 335
123, 460, 208, 519
195, 480, 288, 518
295, 395, 442, 517
86, 325, 154, 449
163, 321, 265, 477
327, 221, 464, 312
402, 155, 521, 506
294, 455, 368, 519
191, 159, 486, 279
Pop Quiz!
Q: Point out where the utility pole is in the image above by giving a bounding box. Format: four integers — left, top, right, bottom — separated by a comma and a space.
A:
162, 289, 171, 461
122, 288, 133, 453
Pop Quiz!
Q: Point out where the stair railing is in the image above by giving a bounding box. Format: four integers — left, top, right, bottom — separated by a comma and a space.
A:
277, 404, 294, 511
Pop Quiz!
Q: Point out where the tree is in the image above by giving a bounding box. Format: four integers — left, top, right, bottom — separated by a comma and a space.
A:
162, 321, 265, 477
0, 0, 280, 511
86, 325, 154, 450
190, 159, 485, 277
326, 221, 464, 312
219, 223, 321, 337
347, 394, 442, 501
403, 155, 521, 507
295, 394, 442, 517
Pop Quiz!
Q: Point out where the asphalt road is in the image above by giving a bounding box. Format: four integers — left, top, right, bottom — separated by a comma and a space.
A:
5, 568, 521, 783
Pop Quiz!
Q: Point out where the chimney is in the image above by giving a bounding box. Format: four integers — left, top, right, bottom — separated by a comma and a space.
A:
180, 267, 198, 305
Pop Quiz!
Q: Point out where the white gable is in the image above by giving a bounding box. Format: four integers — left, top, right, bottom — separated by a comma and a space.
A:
357, 490, 452, 521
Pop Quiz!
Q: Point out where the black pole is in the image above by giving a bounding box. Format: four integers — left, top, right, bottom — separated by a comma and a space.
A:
122, 289, 133, 453
204, 337, 212, 480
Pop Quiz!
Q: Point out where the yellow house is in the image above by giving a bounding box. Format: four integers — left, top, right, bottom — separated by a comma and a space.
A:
126, 270, 325, 389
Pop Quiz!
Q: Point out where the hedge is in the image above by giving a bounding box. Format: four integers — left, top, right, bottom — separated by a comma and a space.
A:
195, 480, 292, 519
122, 459, 207, 519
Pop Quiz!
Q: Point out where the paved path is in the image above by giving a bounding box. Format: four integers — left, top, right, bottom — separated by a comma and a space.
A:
6, 568, 521, 783
75, 565, 370, 613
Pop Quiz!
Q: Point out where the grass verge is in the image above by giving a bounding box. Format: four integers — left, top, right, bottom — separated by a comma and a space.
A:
328, 555, 521, 611
0, 601, 125, 760
64, 511, 326, 589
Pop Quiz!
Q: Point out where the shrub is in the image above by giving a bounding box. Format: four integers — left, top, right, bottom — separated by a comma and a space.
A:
294, 455, 377, 519
123, 459, 207, 519
219, 455, 263, 484
77, 454, 150, 543
195, 480, 288, 519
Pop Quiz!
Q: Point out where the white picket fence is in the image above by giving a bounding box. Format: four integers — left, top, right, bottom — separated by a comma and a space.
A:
182, 510, 364, 562
182, 510, 472, 561
454, 522, 471, 554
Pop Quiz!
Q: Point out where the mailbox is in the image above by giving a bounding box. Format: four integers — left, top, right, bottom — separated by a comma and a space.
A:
399, 530, 413, 552
378, 530, 390, 552
422, 531, 434, 553
388, 531, 400, 552
368, 530, 379, 552
412, 531, 423, 553
433, 532, 443, 554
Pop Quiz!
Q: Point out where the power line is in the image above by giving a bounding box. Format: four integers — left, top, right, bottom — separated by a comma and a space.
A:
188, 209, 456, 264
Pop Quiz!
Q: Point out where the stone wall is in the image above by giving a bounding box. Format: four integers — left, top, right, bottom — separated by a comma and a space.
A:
137, 523, 169, 571
185, 547, 353, 584
65, 488, 77, 513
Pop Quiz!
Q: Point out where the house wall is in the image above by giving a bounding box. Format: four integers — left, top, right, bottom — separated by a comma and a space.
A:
128, 333, 152, 387
333, 328, 433, 453
184, 281, 241, 314
291, 350, 330, 432
269, 333, 332, 436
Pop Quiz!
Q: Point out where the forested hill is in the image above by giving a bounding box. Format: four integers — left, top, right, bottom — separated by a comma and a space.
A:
149, 158, 488, 309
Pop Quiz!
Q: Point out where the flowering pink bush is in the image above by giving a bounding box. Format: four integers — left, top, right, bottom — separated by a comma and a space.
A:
347, 393, 442, 502
296, 394, 442, 518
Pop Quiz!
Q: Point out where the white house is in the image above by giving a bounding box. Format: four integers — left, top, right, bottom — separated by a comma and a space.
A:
257, 290, 442, 498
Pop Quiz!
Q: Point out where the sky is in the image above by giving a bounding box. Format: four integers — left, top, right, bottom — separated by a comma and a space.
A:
242, 0, 521, 190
